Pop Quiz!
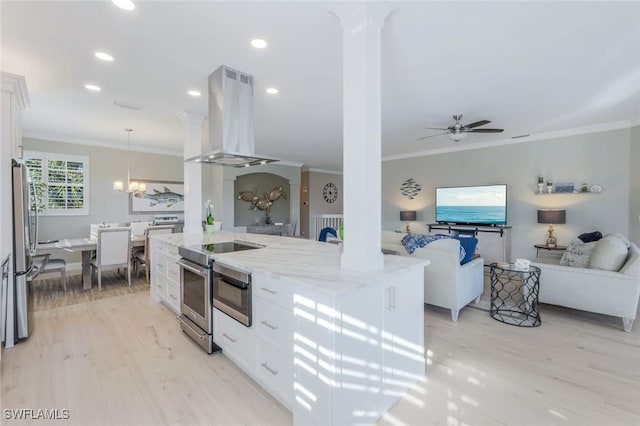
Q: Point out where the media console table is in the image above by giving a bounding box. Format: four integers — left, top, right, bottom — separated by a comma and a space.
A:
427, 223, 512, 264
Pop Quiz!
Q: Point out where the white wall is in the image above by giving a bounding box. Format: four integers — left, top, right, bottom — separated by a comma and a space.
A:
382, 128, 632, 260
307, 171, 343, 239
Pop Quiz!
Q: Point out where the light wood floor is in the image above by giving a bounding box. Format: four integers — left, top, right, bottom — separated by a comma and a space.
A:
2, 290, 639, 425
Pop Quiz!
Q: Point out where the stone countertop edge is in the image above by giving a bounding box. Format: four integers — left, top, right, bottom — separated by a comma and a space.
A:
151, 231, 428, 294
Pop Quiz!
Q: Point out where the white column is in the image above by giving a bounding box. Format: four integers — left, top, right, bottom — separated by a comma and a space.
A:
178, 110, 206, 235
333, 3, 395, 272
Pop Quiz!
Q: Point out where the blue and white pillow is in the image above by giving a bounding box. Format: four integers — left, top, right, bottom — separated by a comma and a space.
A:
401, 233, 477, 264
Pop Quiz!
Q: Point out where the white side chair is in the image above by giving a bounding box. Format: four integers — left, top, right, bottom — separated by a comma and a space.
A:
31, 254, 68, 291
91, 227, 132, 291
129, 221, 153, 238
134, 225, 174, 283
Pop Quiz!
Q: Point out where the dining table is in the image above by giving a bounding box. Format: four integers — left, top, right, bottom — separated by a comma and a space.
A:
36, 235, 145, 290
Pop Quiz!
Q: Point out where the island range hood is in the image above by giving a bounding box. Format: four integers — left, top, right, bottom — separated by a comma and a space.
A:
185, 65, 278, 167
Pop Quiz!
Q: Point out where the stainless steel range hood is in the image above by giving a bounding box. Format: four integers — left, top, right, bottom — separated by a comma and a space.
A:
185, 65, 278, 167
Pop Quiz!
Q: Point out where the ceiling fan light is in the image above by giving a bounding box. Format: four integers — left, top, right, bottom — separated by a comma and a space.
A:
448, 132, 467, 142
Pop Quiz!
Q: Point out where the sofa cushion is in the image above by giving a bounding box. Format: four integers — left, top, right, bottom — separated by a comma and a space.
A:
453, 236, 479, 265
559, 240, 597, 268
588, 234, 630, 271
619, 243, 640, 278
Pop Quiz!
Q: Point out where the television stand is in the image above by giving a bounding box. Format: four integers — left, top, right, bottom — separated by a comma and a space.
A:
427, 223, 512, 265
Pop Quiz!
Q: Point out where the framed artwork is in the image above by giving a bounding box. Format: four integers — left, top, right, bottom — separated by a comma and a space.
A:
129, 179, 184, 213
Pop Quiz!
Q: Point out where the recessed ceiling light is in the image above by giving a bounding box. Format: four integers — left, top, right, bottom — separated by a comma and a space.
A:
85, 84, 101, 92
266, 88, 279, 95
251, 38, 268, 49
94, 52, 114, 62
112, 0, 135, 11
188, 90, 201, 97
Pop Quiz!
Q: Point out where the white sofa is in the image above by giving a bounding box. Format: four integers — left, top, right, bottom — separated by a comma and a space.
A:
531, 242, 640, 332
382, 231, 484, 321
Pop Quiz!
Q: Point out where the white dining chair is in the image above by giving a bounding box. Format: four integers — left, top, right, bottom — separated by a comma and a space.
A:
31, 254, 68, 291
133, 225, 174, 283
129, 221, 153, 238
91, 227, 132, 291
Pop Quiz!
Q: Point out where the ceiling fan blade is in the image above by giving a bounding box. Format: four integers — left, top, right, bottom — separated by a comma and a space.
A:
464, 120, 491, 129
424, 127, 449, 131
467, 128, 504, 133
417, 132, 449, 140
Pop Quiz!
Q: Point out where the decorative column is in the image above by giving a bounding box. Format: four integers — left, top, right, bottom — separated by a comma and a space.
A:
178, 110, 206, 235
332, 3, 395, 271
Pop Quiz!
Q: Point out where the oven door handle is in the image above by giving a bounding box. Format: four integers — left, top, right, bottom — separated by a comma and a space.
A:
219, 276, 249, 290
177, 260, 207, 277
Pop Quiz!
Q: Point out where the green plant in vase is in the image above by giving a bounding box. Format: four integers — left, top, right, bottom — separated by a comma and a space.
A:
205, 200, 215, 231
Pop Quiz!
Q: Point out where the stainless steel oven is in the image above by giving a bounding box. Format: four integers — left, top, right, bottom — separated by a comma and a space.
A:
212, 263, 252, 327
177, 241, 263, 353
177, 254, 219, 354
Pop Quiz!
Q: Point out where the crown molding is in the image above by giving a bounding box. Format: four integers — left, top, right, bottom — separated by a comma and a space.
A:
306, 167, 343, 175
383, 120, 635, 162
1, 72, 30, 109
22, 131, 183, 157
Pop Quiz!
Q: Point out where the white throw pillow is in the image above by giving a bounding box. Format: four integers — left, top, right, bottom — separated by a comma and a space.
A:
559, 240, 596, 268
588, 234, 630, 271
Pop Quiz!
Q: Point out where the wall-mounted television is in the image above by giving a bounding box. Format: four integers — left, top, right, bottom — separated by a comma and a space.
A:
435, 184, 507, 226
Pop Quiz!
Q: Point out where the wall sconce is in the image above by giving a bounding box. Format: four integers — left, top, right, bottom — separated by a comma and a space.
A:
537, 209, 566, 247
400, 210, 417, 234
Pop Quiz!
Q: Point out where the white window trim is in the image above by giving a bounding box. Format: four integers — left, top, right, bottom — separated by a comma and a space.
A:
24, 150, 90, 216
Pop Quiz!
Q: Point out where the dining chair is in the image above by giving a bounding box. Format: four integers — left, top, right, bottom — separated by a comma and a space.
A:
134, 225, 174, 283
91, 227, 132, 291
31, 254, 68, 291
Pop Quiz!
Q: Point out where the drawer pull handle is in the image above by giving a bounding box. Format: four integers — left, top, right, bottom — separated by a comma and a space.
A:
261, 363, 278, 375
261, 287, 278, 295
222, 333, 237, 343
261, 320, 278, 330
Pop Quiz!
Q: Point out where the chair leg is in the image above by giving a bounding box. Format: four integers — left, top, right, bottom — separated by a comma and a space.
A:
61, 269, 68, 291
451, 309, 459, 322
98, 268, 102, 291
622, 318, 634, 332
474, 295, 481, 305
146, 263, 150, 284
127, 265, 131, 287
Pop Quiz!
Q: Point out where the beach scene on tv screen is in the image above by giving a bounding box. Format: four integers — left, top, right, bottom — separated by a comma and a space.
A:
436, 185, 507, 225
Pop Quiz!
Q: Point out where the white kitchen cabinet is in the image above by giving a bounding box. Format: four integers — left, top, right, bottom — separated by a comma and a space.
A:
292, 266, 426, 426
213, 308, 256, 375
149, 239, 180, 314
253, 272, 296, 409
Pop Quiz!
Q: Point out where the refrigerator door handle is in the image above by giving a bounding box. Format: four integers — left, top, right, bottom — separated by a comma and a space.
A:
30, 177, 38, 257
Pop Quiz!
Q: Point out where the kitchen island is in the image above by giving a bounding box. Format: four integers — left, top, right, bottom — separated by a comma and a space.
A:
150, 231, 428, 426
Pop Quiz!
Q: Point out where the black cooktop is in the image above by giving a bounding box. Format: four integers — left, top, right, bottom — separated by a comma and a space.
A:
200, 241, 264, 254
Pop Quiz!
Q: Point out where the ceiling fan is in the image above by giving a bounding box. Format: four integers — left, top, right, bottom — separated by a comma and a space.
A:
419, 114, 504, 142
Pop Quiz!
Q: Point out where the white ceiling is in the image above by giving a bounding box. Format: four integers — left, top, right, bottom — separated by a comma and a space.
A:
2, 1, 639, 171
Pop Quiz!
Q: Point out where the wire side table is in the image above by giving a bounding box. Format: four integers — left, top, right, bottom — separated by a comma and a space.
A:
489, 263, 542, 327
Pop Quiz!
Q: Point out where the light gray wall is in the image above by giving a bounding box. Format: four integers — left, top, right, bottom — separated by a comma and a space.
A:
233, 173, 290, 225
382, 128, 632, 260
24, 137, 183, 262
630, 125, 640, 245
308, 171, 343, 239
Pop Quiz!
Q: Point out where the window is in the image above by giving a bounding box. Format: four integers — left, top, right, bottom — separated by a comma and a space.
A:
24, 151, 90, 216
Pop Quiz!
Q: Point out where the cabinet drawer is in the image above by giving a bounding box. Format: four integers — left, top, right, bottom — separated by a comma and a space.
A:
166, 254, 180, 285
166, 282, 180, 312
155, 275, 167, 300
257, 340, 293, 408
253, 272, 295, 310
214, 309, 256, 374
256, 297, 293, 353
167, 244, 178, 255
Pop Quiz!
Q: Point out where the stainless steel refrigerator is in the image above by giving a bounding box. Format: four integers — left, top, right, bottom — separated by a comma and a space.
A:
10, 159, 38, 343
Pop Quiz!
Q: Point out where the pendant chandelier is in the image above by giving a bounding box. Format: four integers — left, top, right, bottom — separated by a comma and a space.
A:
113, 128, 146, 193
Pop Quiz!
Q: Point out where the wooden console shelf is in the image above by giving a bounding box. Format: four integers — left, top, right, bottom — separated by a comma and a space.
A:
427, 223, 512, 265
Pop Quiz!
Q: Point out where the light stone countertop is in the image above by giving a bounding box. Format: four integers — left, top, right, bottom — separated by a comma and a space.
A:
152, 231, 428, 293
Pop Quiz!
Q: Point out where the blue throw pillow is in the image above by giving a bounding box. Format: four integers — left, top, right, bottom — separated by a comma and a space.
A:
454, 236, 478, 264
